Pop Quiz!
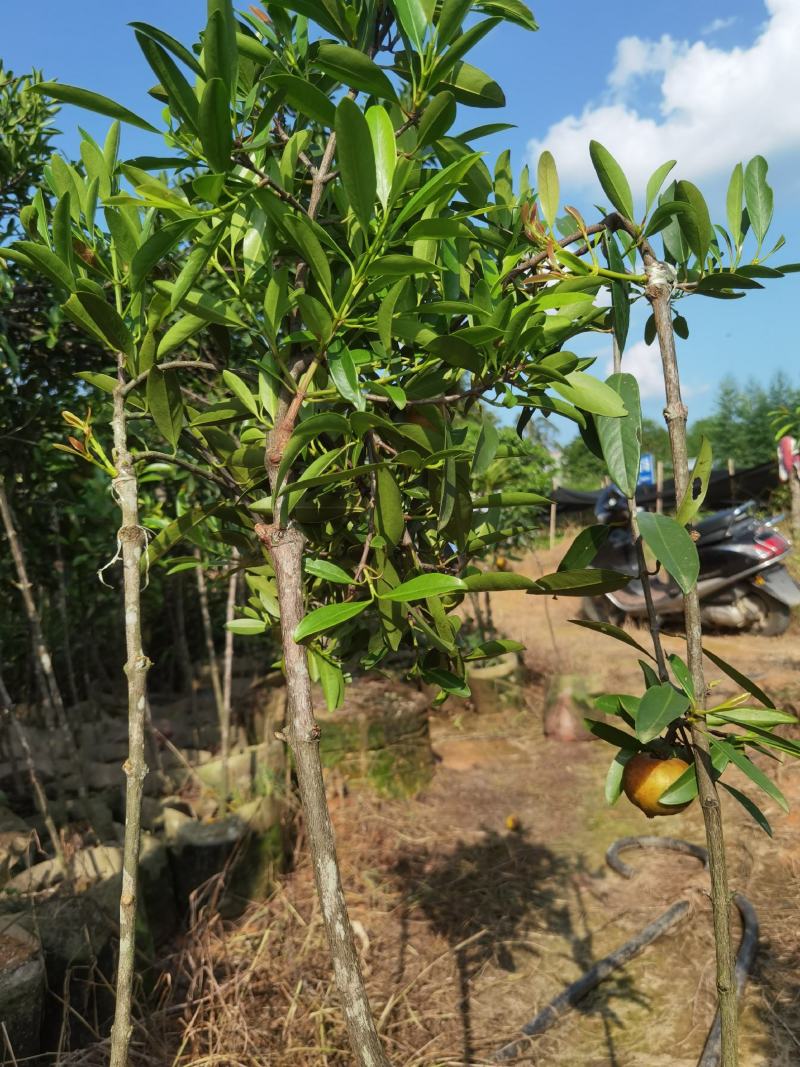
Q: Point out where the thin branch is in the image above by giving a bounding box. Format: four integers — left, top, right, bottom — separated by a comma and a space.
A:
122, 360, 217, 396
133, 451, 230, 490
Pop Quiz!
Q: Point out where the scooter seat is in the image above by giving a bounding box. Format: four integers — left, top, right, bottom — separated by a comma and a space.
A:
693, 506, 749, 545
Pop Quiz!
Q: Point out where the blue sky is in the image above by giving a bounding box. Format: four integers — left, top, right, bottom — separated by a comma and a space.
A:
2, 1, 798, 424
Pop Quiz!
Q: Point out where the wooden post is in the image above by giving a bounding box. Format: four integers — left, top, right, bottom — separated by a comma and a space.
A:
549, 476, 559, 550
727, 457, 736, 504
656, 460, 664, 514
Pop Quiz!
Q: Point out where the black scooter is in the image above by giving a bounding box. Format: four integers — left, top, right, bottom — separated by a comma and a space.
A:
583, 488, 800, 635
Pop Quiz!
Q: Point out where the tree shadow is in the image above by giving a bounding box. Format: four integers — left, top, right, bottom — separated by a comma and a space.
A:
392, 829, 649, 1064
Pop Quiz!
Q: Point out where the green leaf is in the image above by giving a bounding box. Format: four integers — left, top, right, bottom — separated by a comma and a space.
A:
226, 618, 267, 635
130, 219, 196, 292
305, 559, 354, 585
643, 200, 692, 239
129, 22, 206, 78
471, 491, 550, 507
31, 82, 158, 132
154, 281, 245, 326
710, 737, 788, 813
558, 525, 611, 571
77, 371, 118, 394
135, 31, 200, 134
570, 618, 656, 659
668, 653, 695, 701
695, 272, 764, 292
596, 373, 641, 497
415, 91, 457, 148
676, 180, 713, 263
379, 573, 466, 602
645, 160, 676, 214
267, 74, 336, 127
281, 215, 332, 298
423, 666, 470, 698
157, 313, 206, 357
589, 140, 634, 220
607, 237, 630, 353
637, 511, 699, 595
147, 366, 185, 448
328, 346, 363, 409
377, 279, 406, 353
707, 707, 797, 728
375, 466, 405, 546
10, 241, 74, 291
205, 1, 239, 98
744, 155, 773, 244
464, 638, 525, 661
471, 420, 499, 477
463, 572, 536, 592
552, 370, 628, 418
536, 150, 559, 228
477, 0, 537, 31
605, 748, 636, 805
393, 0, 429, 50
529, 569, 631, 596
726, 162, 744, 246
584, 718, 642, 750
171, 223, 226, 310
676, 436, 712, 526
222, 369, 259, 417
366, 106, 396, 211
394, 151, 482, 227
294, 600, 370, 642
336, 97, 377, 233
437, 61, 504, 108
635, 683, 690, 743
367, 254, 440, 278
721, 783, 772, 836
62, 292, 135, 358
701, 647, 775, 709
259, 0, 348, 38
199, 77, 232, 172
52, 192, 74, 273
314, 43, 397, 101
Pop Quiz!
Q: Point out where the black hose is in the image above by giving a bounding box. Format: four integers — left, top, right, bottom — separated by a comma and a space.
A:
489, 836, 758, 1067
491, 899, 690, 1062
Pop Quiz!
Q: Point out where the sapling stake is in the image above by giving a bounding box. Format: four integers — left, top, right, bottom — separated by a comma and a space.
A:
194, 546, 228, 809
108, 352, 151, 1067
221, 548, 239, 780
0, 668, 64, 868
0, 477, 85, 809
646, 262, 738, 1067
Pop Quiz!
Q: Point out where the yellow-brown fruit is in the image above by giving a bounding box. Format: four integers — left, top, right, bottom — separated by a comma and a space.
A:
622, 753, 692, 818
495, 556, 508, 571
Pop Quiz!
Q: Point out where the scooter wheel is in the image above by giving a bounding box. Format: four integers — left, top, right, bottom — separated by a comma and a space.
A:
746, 593, 791, 636
581, 597, 626, 626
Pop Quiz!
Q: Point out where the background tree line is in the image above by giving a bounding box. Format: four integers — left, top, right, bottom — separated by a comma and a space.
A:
559, 372, 800, 489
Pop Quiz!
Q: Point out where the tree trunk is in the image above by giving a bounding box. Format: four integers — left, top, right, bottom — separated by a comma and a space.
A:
257, 522, 390, 1067
0, 479, 85, 806
647, 262, 738, 1067
194, 547, 228, 807
108, 356, 151, 1067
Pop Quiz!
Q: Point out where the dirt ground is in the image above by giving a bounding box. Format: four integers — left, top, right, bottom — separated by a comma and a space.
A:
135, 538, 800, 1067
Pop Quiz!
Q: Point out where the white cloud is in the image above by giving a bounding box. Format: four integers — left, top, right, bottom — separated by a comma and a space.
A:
528, 0, 800, 194
601, 341, 665, 399
702, 16, 738, 35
